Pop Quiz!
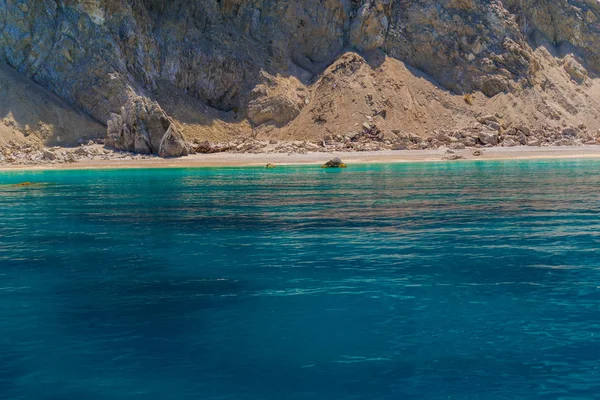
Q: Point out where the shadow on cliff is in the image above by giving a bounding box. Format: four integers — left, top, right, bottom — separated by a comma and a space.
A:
523, 32, 600, 79
0, 63, 105, 146
152, 80, 242, 125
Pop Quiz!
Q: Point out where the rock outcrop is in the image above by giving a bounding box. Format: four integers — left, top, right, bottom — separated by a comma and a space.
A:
106, 96, 188, 157
502, 0, 600, 70
384, 0, 535, 96
350, 0, 392, 52
246, 71, 308, 126
1, 0, 600, 156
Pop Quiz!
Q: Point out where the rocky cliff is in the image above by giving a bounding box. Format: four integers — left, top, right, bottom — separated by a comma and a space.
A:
2, 0, 600, 156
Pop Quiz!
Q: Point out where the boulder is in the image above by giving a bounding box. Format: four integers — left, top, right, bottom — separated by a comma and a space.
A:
485, 121, 502, 132
562, 127, 579, 138
392, 142, 409, 150
159, 125, 189, 158
563, 55, 588, 84
477, 115, 499, 124
74, 147, 89, 156
449, 142, 466, 150
247, 72, 306, 127
106, 96, 188, 158
479, 130, 499, 146
553, 139, 577, 146
322, 158, 347, 168
247, 91, 304, 127
462, 136, 479, 147
516, 125, 531, 136
502, 138, 519, 147
42, 149, 56, 161
481, 76, 510, 97
194, 141, 214, 154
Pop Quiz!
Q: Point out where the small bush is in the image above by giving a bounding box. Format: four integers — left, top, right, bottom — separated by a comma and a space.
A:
463, 93, 474, 105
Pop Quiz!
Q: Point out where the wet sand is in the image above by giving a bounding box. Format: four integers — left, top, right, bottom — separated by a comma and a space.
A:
3, 146, 600, 171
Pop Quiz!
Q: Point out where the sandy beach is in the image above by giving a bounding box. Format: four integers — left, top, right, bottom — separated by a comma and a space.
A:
2, 146, 600, 171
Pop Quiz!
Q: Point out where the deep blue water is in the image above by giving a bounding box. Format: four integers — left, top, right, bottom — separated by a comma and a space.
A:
1, 160, 600, 399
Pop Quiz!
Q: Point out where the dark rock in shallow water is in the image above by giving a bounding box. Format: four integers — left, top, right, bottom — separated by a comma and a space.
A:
322, 158, 347, 168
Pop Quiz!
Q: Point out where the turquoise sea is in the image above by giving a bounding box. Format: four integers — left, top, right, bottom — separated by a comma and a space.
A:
1, 160, 600, 399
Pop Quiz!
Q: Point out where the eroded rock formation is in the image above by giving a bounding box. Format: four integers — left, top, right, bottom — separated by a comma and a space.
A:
105, 95, 188, 157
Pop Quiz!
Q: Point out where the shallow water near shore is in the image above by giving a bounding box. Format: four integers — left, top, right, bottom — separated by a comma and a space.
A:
1, 160, 600, 399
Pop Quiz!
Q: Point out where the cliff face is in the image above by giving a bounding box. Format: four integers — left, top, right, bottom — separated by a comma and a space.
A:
1, 0, 600, 155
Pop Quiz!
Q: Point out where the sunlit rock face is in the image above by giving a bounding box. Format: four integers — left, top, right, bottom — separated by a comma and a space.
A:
0, 0, 599, 155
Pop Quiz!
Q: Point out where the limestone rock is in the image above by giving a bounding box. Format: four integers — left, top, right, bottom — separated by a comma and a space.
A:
449, 142, 466, 150
563, 55, 588, 84
517, 134, 528, 145
159, 125, 189, 158
478, 115, 499, 124
502, 138, 519, 147
350, 0, 392, 52
516, 125, 531, 136
194, 141, 214, 154
247, 74, 305, 126
106, 96, 188, 157
479, 131, 499, 146
562, 127, 579, 138
42, 149, 56, 161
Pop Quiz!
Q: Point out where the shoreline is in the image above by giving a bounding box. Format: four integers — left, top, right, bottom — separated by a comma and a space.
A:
3, 146, 600, 171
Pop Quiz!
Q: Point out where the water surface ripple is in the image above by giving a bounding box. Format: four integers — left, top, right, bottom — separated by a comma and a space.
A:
1, 160, 600, 399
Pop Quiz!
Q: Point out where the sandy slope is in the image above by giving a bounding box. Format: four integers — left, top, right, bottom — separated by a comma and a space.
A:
268, 49, 600, 141
0, 64, 104, 147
